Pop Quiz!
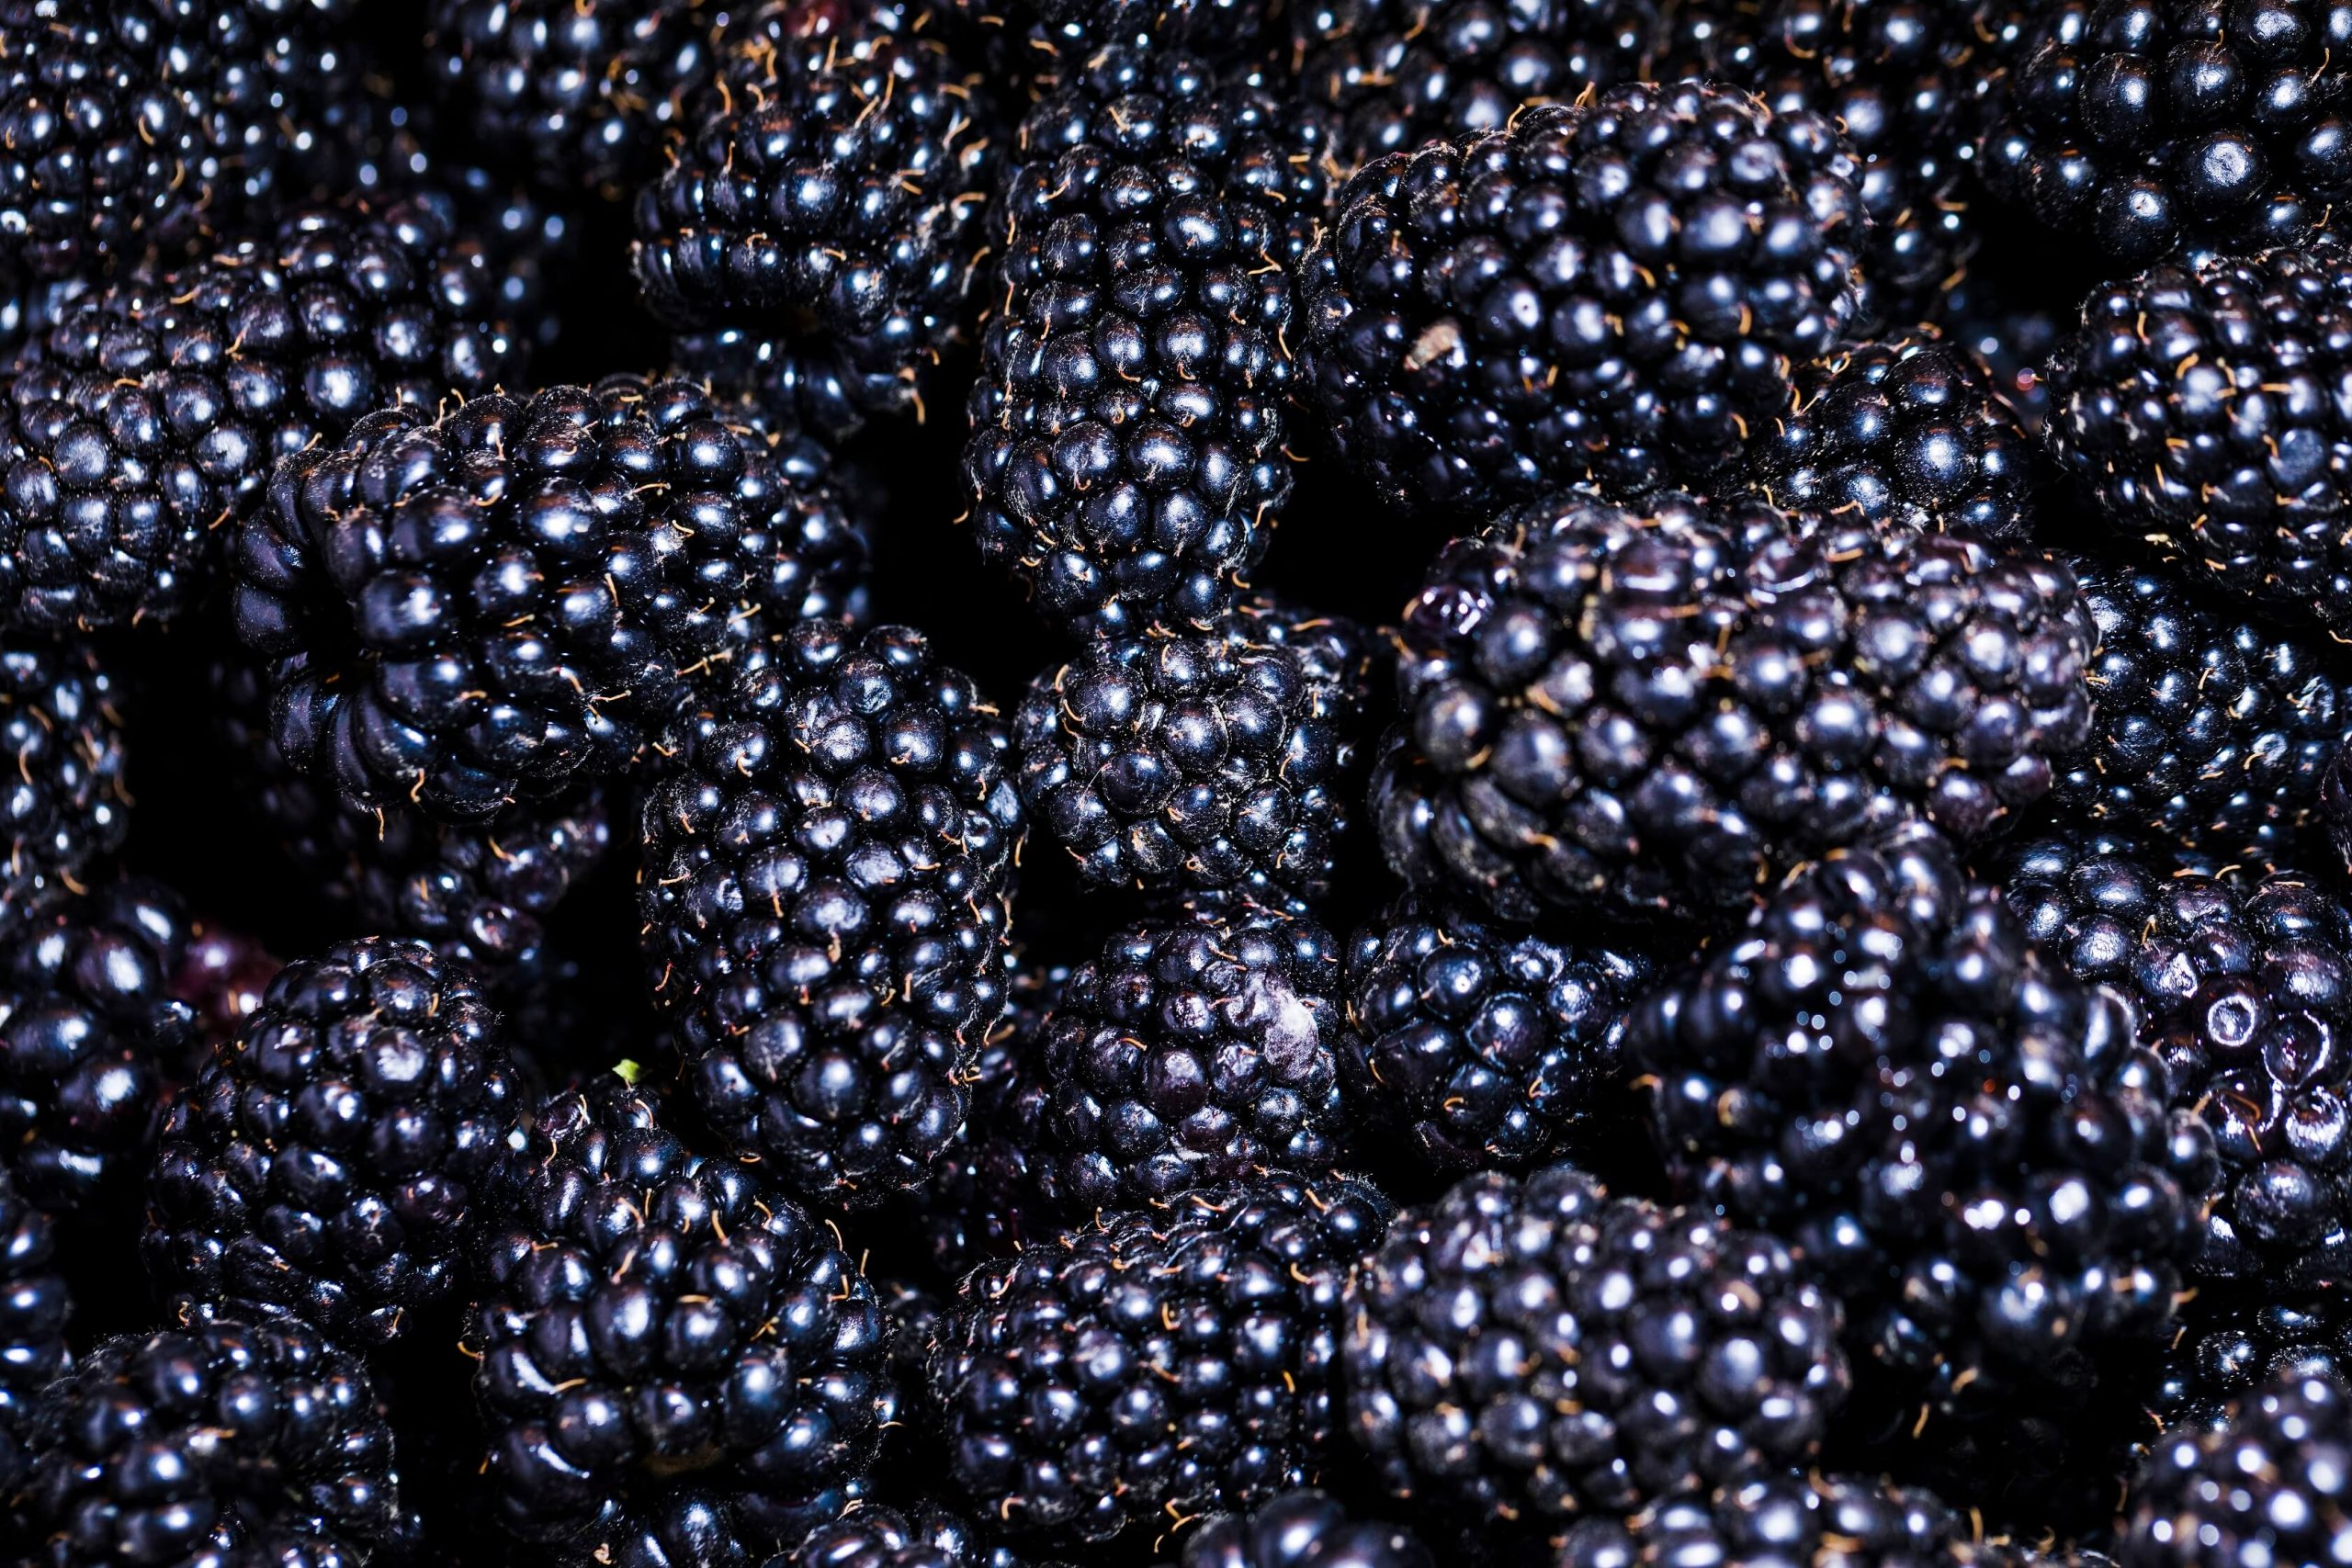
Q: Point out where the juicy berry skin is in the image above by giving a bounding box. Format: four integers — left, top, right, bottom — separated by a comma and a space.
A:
2122, 1371, 2352, 1566
1342, 1163, 1849, 1522
1295, 81, 1870, 515
2158, 1296, 2352, 1427
1981, 0, 2352, 263
1553, 1470, 2027, 1568
2046, 243, 2352, 635
0, 640, 126, 938
1182, 1489, 1433, 1568
771, 1502, 1001, 1568
144, 937, 524, 1345
637, 620, 1022, 1210
926, 1172, 1389, 1546
1372, 493, 2093, 927
0, 1167, 67, 1494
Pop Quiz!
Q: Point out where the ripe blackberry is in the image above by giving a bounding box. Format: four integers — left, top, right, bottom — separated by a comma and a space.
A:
636, 1, 995, 439
1295, 80, 1870, 515
1745, 330, 2040, 543
1631, 827, 2213, 1450
1371, 493, 2093, 927
2122, 1371, 2352, 1566
638, 619, 1021, 1209
1014, 601, 1375, 913
1999, 832, 2352, 1291
0, 1167, 67, 1494
1980, 0, 2352, 264
473, 1072, 896, 1558
2044, 243, 2352, 634
2158, 1296, 2352, 1428
926, 1171, 1389, 1545
232, 374, 867, 822
1035, 908, 1345, 1213
2052, 555, 2352, 871
0, 194, 525, 635
0, 639, 126, 937
0, 877, 198, 1213
144, 936, 525, 1345
1338, 891, 1652, 1175
427, 0, 715, 195
1183, 1490, 1432, 1568
775, 1502, 1015, 1568
962, 47, 1330, 637
17, 1314, 402, 1568
1343, 1161, 1849, 1524
1553, 1470, 2032, 1568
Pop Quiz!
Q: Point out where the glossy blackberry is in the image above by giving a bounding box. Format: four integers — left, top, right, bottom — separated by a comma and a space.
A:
1338, 890, 1651, 1175
1183, 1489, 1432, 1568
2045, 243, 2352, 634
1343, 1161, 1848, 1524
1035, 908, 1344, 1213
638, 620, 1020, 1209
0, 877, 197, 1213
1015, 601, 1374, 913
144, 936, 525, 1344
1980, 0, 2352, 264
1553, 1470, 2031, 1568
472, 1072, 896, 1558
17, 1314, 401, 1568
1999, 833, 2352, 1291
926, 1170, 1389, 1545
1371, 493, 2093, 927
0, 1167, 67, 1495
2052, 555, 2352, 870
233, 374, 866, 822
1745, 330, 2039, 542
0, 639, 126, 937
2159, 1297, 2352, 1428
428, 0, 715, 195
2122, 1371, 2352, 1566
0, 194, 524, 636
775, 1502, 1017, 1568
1632, 827, 2213, 1443
1295, 80, 1870, 516
963, 47, 1330, 637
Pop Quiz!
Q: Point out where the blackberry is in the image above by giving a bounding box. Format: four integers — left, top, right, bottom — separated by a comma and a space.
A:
0, 639, 126, 937
0, 1167, 67, 1494
427, 0, 716, 196
1980, 0, 2352, 264
1014, 601, 1375, 913
1337, 890, 1653, 1174
472, 1072, 896, 1559
232, 374, 867, 822
1553, 1470, 2033, 1568
775, 1502, 1014, 1568
0, 193, 525, 636
1295, 80, 1870, 516
2121, 1371, 2352, 1566
636, 1, 996, 439
143, 936, 525, 1345
18, 1314, 402, 1568
926, 1171, 1389, 1545
1342, 1161, 1849, 1525
2044, 243, 2352, 634
1035, 908, 1345, 1213
637, 619, 1021, 1209
1011, 0, 1277, 58
1371, 493, 2093, 928
1745, 330, 2040, 543
2051, 555, 2352, 871
962, 47, 1330, 637
2158, 1297, 2352, 1428
0, 877, 198, 1213
1183, 1490, 1432, 1568
1999, 833, 2352, 1291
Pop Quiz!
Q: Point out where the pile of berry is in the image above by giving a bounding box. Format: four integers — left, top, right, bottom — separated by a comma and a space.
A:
8, 2, 2352, 1565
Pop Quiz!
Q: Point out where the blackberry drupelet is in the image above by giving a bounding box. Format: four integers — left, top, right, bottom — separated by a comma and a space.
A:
1745, 330, 2039, 542
1552, 1470, 2033, 1568
2121, 1371, 2352, 1565
1999, 833, 2352, 1290
2158, 1297, 2352, 1428
926, 1171, 1389, 1545
775, 1502, 1015, 1568
17, 1314, 402, 1568
2051, 556, 2352, 871
637, 619, 1021, 1209
2045, 243, 2352, 634
1295, 80, 1870, 515
472, 1072, 897, 1560
232, 374, 866, 822
1942, 281, 2065, 440
1035, 908, 1344, 1213
0, 1167, 67, 1494
963, 47, 1331, 637
1012, 0, 1277, 58
171, 917, 278, 1052
0, 193, 525, 635
1338, 890, 1652, 1174
0, 877, 198, 1213
1980, 0, 2352, 264
0, 639, 125, 936
1371, 493, 2093, 927
144, 936, 525, 1344
1014, 601, 1375, 913
1342, 1161, 1849, 1524
1183, 1489, 1432, 1568
636, 1, 995, 439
